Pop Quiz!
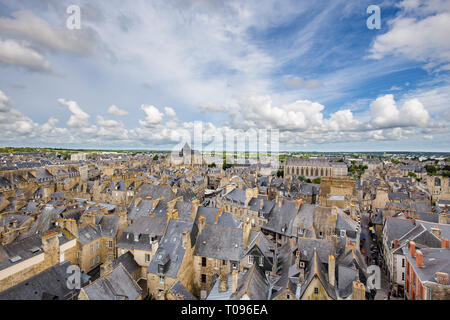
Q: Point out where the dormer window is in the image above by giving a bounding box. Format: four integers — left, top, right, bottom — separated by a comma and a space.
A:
134, 233, 139, 242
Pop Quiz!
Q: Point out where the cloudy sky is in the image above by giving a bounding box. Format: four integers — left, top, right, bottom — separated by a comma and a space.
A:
0, 0, 449, 152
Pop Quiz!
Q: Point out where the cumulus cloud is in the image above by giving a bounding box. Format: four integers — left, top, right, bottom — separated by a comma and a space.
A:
139, 104, 164, 127
369, 0, 450, 70
57, 98, 90, 127
164, 107, 176, 118
107, 105, 128, 116
0, 39, 52, 72
370, 94, 430, 128
0, 90, 10, 111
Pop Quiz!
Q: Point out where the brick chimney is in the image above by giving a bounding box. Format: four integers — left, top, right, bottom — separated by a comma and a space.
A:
410, 241, 416, 257
198, 215, 206, 234
439, 212, 447, 225
352, 280, 366, 300
182, 230, 190, 249
436, 272, 449, 285
295, 199, 303, 211
218, 273, 228, 293
441, 238, 449, 249
416, 250, 423, 267
242, 219, 252, 250
328, 254, 335, 287
431, 225, 442, 239
232, 269, 238, 293
393, 239, 399, 249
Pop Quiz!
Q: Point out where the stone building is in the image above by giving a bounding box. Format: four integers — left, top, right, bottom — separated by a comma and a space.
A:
284, 159, 348, 178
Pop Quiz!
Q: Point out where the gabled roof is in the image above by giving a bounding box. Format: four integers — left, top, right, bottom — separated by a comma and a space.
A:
82, 263, 141, 300
230, 263, 269, 300
194, 225, 243, 261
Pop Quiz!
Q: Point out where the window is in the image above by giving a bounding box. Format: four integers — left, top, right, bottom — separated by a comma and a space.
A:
96, 242, 99, 250
59, 252, 65, 263
202, 257, 207, 267
77, 252, 80, 259
402, 258, 405, 268
90, 258, 94, 266
314, 287, 319, 295
96, 255, 99, 263
286, 294, 291, 299
109, 254, 113, 262
402, 272, 405, 281
259, 256, 264, 266
145, 254, 151, 262
90, 244, 94, 253
108, 241, 113, 248
159, 276, 164, 284
201, 274, 207, 283
121, 249, 125, 255
248, 255, 254, 265
222, 260, 227, 266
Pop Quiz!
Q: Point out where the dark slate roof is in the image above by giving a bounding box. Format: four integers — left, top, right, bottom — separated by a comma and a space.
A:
78, 224, 101, 245
195, 207, 241, 228
296, 238, 333, 264
193, 225, 243, 261
223, 188, 247, 204
168, 280, 197, 300
384, 217, 417, 244
147, 219, 196, 278
262, 201, 299, 236
112, 252, 140, 275
388, 192, 410, 201
230, 264, 270, 300
337, 265, 358, 298
0, 234, 43, 271
0, 261, 76, 300
27, 205, 65, 236
98, 215, 119, 238
82, 263, 141, 300
117, 216, 166, 251
128, 199, 155, 221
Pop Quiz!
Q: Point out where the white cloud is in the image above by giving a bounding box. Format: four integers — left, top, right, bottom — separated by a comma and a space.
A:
57, 98, 90, 127
370, 94, 430, 128
0, 90, 10, 111
139, 104, 164, 127
96, 116, 121, 127
424, 134, 434, 140
369, 1, 450, 69
0, 10, 103, 56
164, 107, 176, 118
0, 39, 51, 72
107, 105, 128, 116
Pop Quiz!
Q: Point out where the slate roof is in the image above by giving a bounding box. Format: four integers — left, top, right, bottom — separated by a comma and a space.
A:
78, 224, 101, 245
230, 263, 270, 300
82, 263, 141, 300
168, 280, 197, 300
262, 201, 299, 236
337, 265, 358, 298
147, 219, 197, 278
112, 252, 140, 276
0, 261, 76, 300
384, 217, 417, 244
117, 216, 166, 251
194, 225, 243, 261
403, 247, 450, 285
195, 207, 241, 228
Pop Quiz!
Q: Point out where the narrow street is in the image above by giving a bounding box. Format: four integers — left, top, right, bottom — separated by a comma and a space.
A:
360, 211, 401, 300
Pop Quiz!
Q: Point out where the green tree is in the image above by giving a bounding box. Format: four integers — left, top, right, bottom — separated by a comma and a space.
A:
153, 155, 159, 161
312, 177, 321, 184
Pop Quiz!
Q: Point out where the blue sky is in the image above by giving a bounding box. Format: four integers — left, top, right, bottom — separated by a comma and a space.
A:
0, 0, 449, 152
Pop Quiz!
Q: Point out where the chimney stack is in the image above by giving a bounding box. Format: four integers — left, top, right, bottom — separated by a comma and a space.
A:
439, 212, 447, 225
441, 238, 449, 249
296, 250, 300, 268
242, 219, 252, 250
232, 269, 238, 293
351, 280, 366, 300
410, 241, 416, 257
393, 239, 399, 249
431, 225, 442, 239
416, 250, 423, 267
198, 215, 206, 234
182, 230, 189, 249
295, 199, 303, 211
328, 255, 335, 287
436, 272, 449, 285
